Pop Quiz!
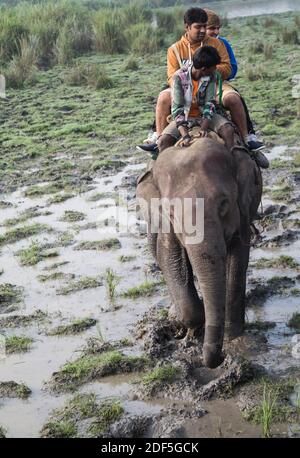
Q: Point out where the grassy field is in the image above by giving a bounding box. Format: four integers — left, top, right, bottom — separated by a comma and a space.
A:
0, 1, 300, 194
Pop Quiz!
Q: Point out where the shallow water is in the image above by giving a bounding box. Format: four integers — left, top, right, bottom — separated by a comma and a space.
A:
207, 0, 300, 18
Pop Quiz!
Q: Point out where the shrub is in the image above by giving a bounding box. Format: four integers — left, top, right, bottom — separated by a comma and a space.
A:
122, 55, 139, 71
64, 62, 113, 89
127, 24, 164, 55
249, 40, 264, 54
264, 43, 274, 60
0, 14, 29, 61
156, 11, 176, 34
281, 28, 299, 45
263, 17, 278, 27
244, 64, 268, 82
85, 64, 113, 89
120, 2, 152, 28
5, 36, 39, 88
53, 26, 74, 66
92, 11, 127, 54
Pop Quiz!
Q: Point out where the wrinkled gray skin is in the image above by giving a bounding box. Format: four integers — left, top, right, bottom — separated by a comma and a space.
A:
137, 138, 262, 368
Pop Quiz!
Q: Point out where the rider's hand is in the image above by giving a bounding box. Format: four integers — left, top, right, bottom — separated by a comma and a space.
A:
199, 129, 208, 138
181, 134, 191, 147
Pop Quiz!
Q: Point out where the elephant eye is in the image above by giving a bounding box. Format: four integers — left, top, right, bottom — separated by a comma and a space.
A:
219, 199, 229, 217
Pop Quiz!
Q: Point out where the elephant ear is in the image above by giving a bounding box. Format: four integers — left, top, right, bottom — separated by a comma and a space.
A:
136, 167, 161, 223
233, 149, 262, 239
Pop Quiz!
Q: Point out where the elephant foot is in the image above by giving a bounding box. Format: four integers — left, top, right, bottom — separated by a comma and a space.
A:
203, 343, 224, 369
168, 303, 205, 329
224, 323, 244, 342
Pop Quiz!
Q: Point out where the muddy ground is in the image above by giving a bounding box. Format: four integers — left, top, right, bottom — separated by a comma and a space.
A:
0, 142, 299, 438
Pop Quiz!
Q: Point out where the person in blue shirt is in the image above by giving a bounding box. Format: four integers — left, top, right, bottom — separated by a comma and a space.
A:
204, 8, 260, 147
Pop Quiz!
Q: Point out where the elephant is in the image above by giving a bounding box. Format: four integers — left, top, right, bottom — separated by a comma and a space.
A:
136, 137, 262, 369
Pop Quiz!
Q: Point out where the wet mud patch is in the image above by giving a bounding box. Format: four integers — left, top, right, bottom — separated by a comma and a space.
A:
246, 276, 297, 307
46, 318, 97, 336
133, 306, 258, 403
56, 276, 103, 295
4, 335, 34, 354
237, 375, 300, 436
40, 394, 124, 438
0, 223, 51, 246
0, 381, 31, 399
0, 310, 48, 329
47, 340, 151, 393
257, 229, 300, 248
0, 283, 23, 313
74, 238, 121, 251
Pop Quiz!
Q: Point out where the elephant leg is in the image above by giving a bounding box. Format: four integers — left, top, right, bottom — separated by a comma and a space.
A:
157, 229, 205, 329
147, 232, 157, 259
225, 228, 251, 340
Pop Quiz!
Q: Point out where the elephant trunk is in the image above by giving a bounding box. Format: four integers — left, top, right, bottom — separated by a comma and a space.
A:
187, 235, 226, 368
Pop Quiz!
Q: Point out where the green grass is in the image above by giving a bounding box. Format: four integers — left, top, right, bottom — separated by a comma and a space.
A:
118, 255, 136, 263
56, 276, 102, 295
2, 207, 46, 227
41, 420, 77, 438
74, 239, 121, 251
0, 224, 50, 246
105, 268, 119, 302
88, 400, 124, 436
251, 255, 299, 269
141, 364, 181, 387
5, 336, 34, 354
37, 272, 74, 282
59, 210, 86, 222
47, 318, 97, 336
47, 193, 75, 204
0, 381, 31, 399
243, 378, 298, 433
41, 394, 124, 438
0, 283, 23, 308
50, 350, 149, 392
121, 280, 164, 299
16, 242, 59, 266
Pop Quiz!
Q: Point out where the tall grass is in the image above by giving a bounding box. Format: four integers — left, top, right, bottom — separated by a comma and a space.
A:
92, 11, 127, 54
64, 62, 113, 89
126, 24, 164, 55
5, 36, 39, 88
281, 28, 299, 45
260, 383, 278, 438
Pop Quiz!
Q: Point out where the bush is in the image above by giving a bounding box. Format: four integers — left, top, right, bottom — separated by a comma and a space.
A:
120, 2, 152, 28
92, 11, 127, 54
263, 17, 278, 27
127, 24, 164, 55
156, 11, 176, 34
264, 43, 274, 60
5, 36, 39, 88
63, 63, 86, 86
53, 26, 74, 66
249, 40, 264, 54
0, 14, 29, 61
244, 64, 268, 82
122, 55, 139, 71
281, 28, 299, 45
85, 64, 113, 89
64, 62, 113, 89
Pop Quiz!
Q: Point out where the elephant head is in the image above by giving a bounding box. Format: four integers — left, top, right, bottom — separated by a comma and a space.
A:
136, 138, 262, 368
